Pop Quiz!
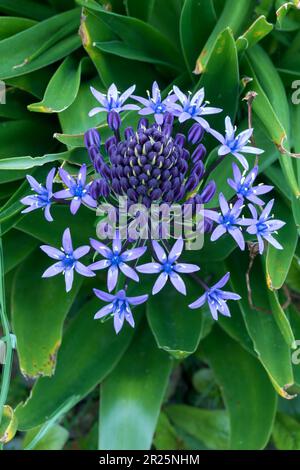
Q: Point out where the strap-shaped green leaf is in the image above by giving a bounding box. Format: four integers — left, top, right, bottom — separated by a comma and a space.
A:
202, 326, 277, 450
16, 297, 135, 430
99, 325, 172, 450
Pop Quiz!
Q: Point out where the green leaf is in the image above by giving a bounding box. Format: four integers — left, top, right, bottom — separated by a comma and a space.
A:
0, 148, 88, 170
267, 290, 296, 350
0, 406, 18, 444
228, 252, 294, 397
80, 6, 159, 93
153, 413, 182, 450
197, 28, 239, 133
16, 205, 96, 246
23, 423, 69, 450
147, 279, 213, 359
78, 0, 182, 71
99, 325, 172, 450
194, 0, 256, 73
16, 297, 134, 430
272, 413, 300, 450
149, 0, 183, 48
124, 0, 155, 22
245, 46, 299, 198
166, 405, 230, 450
28, 56, 83, 113
266, 196, 298, 290
0, 9, 81, 80
0, 0, 54, 21
0, 16, 36, 40
3, 229, 38, 273
218, 301, 255, 355
236, 15, 273, 52
180, 0, 216, 76
202, 326, 277, 450
12, 249, 82, 378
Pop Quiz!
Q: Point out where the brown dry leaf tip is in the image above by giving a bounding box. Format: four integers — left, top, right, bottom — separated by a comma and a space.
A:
243, 90, 258, 104
241, 76, 253, 87
282, 384, 297, 400
79, 12, 89, 47
276, 136, 300, 159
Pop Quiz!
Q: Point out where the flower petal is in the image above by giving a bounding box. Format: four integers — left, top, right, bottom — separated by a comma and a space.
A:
107, 265, 119, 292
152, 271, 168, 295
89, 259, 111, 270
121, 246, 147, 262
75, 261, 95, 277
152, 240, 167, 263
189, 293, 206, 309
168, 238, 184, 263
136, 262, 162, 274
40, 245, 64, 260
62, 228, 73, 253
94, 304, 114, 319
173, 263, 200, 273
127, 294, 148, 306
119, 263, 139, 282
93, 288, 115, 302
64, 268, 74, 292
70, 198, 82, 215
42, 262, 64, 278
73, 245, 90, 259
90, 238, 112, 258
169, 271, 186, 295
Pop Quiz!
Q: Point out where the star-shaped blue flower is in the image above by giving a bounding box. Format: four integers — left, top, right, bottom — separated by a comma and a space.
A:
205, 193, 249, 250
189, 272, 241, 320
245, 200, 285, 254
93, 288, 148, 334
89, 232, 147, 292
89, 83, 139, 116
41, 228, 95, 292
210, 116, 264, 170
227, 163, 273, 205
21, 168, 56, 222
172, 86, 222, 129
132, 81, 178, 125
54, 164, 97, 215
137, 238, 200, 295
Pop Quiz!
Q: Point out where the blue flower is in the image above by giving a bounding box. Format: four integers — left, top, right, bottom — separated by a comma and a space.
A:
227, 163, 273, 205
41, 228, 95, 292
54, 164, 97, 215
132, 81, 178, 125
172, 86, 222, 129
245, 200, 285, 254
189, 272, 241, 320
205, 193, 249, 250
89, 83, 139, 117
210, 116, 264, 170
137, 238, 200, 295
21, 168, 56, 222
93, 288, 148, 334
89, 232, 147, 292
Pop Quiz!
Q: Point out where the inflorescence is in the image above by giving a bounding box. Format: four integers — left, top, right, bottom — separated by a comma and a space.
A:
21, 82, 285, 333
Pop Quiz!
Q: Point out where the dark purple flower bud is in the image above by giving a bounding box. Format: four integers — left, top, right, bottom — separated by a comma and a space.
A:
112, 178, 122, 194
200, 180, 216, 203
188, 123, 205, 144
107, 110, 121, 131
185, 174, 199, 193
129, 176, 138, 187
124, 127, 135, 140
84, 128, 101, 149
151, 188, 162, 200
161, 180, 172, 193
163, 112, 174, 127
163, 190, 174, 203
174, 133, 185, 148
99, 179, 110, 198
163, 124, 172, 137
142, 196, 151, 208
175, 186, 185, 202
204, 218, 214, 233
127, 188, 138, 203
192, 144, 207, 163
120, 177, 129, 191
138, 118, 149, 130
192, 161, 204, 179
148, 178, 159, 188
105, 136, 117, 153
88, 146, 100, 164
182, 149, 189, 161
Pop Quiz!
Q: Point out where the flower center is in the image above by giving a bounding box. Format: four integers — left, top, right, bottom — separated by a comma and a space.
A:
220, 213, 235, 227
63, 254, 75, 269
163, 261, 174, 274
